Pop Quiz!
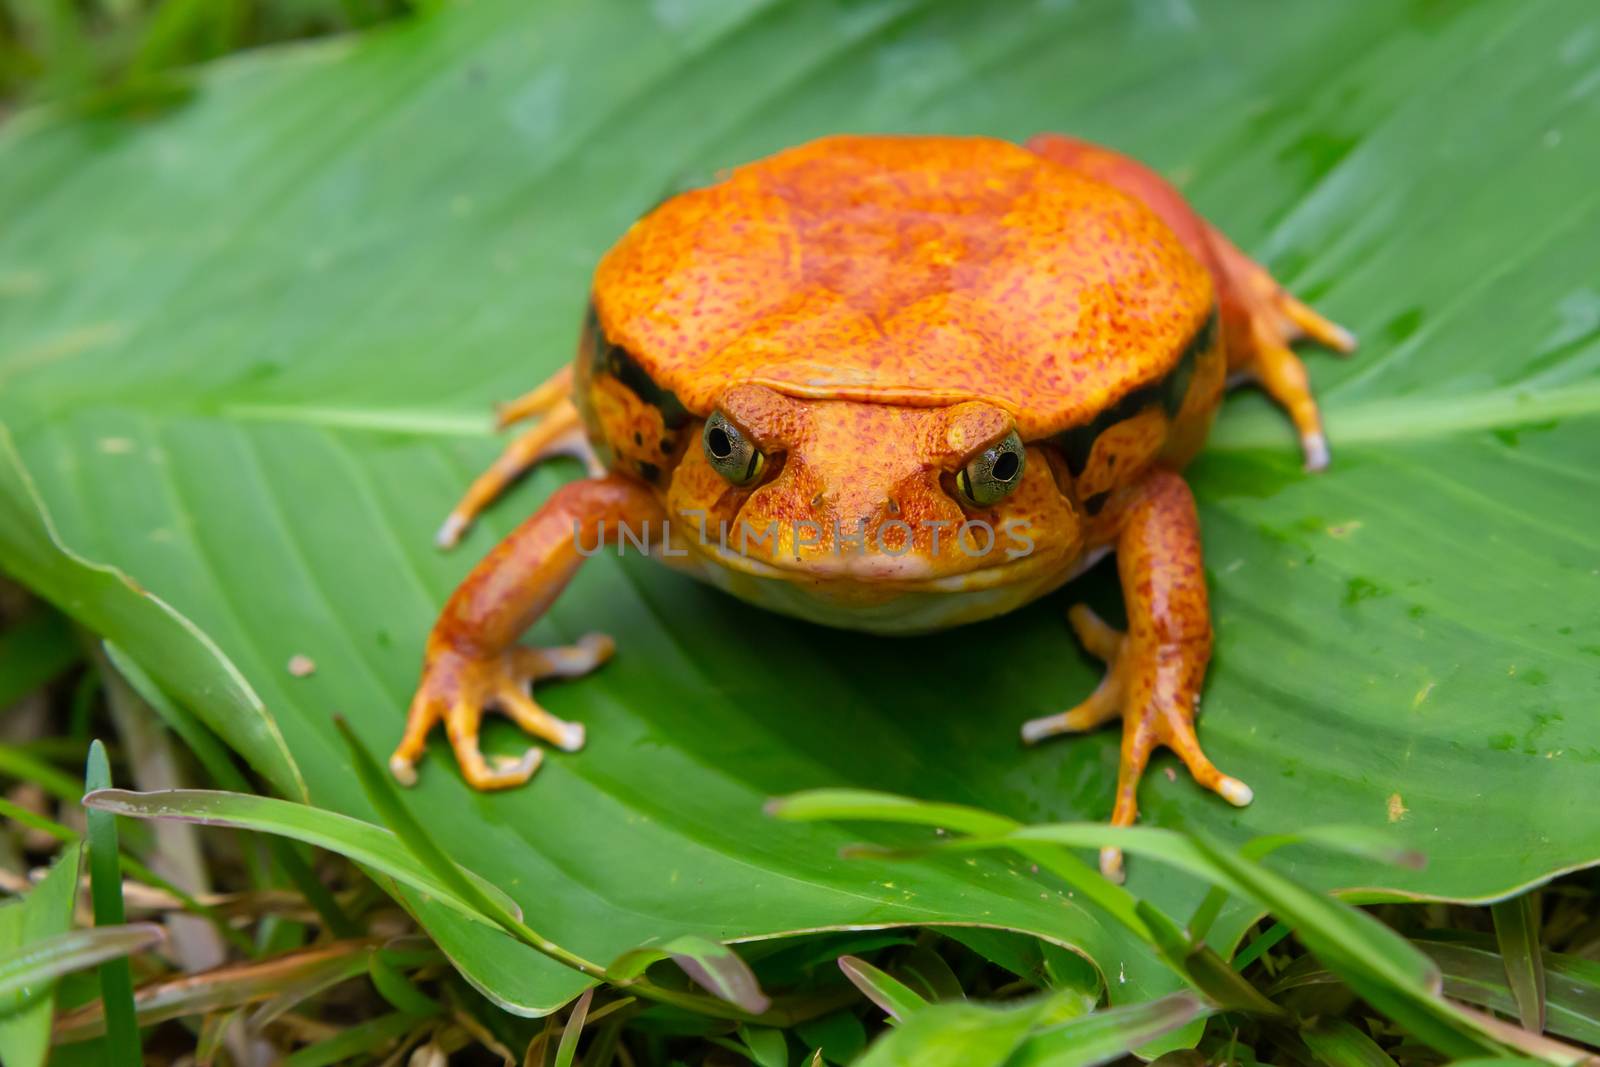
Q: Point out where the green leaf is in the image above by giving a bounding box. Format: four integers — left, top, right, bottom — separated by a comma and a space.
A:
1003, 992, 1211, 1067
0, 924, 165, 1001
608, 935, 770, 1014
1491, 894, 1546, 1033
737, 1024, 789, 1067
84, 740, 141, 1066
1302, 1018, 1400, 1067
553, 987, 593, 1067
854, 990, 1205, 1067
3, 0, 1599, 1016
0, 843, 83, 1067
838, 955, 928, 1022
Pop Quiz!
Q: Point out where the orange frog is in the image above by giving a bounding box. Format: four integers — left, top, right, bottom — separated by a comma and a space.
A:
392, 135, 1354, 880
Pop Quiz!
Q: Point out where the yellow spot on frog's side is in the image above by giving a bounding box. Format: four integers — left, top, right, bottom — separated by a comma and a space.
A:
1412, 681, 1435, 708
1326, 520, 1363, 539
98, 437, 135, 455
1386, 793, 1408, 823
287, 655, 317, 678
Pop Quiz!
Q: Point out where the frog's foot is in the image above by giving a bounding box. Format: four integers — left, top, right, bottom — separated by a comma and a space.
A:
1021, 605, 1251, 883
1210, 232, 1356, 472
437, 367, 605, 549
389, 632, 613, 790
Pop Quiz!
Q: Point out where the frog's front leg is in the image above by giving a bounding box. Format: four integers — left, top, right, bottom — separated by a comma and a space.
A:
392, 474, 663, 790
1021, 470, 1250, 882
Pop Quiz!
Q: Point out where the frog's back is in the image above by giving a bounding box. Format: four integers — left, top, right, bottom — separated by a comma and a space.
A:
592, 134, 1214, 440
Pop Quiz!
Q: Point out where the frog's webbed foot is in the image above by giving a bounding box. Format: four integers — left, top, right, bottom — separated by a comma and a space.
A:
390, 633, 614, 790
436, 366, 605, 549
1022, 605, 1251, 882
1210, 232, 1357, 472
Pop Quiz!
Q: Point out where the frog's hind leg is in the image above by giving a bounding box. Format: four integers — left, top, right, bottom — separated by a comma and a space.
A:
1209, 232, 1356, 471
437, 367, 605, 549
1021, 471, 1251, 882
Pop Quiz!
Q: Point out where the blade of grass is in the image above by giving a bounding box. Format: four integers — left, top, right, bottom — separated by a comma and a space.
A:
331, 717, 602, 977
768, 790, 1149, 942
1189, 836, 1497, 1061
0, 742, 83, 802
280, 1011, 415, 1067
1188, 827, 1425, 944
0, 923, 165, 999
85, 740, 141, 1066
0, 795, 254, 955
1232, 921, 1292, 972
0, 843, 83, 1067
103, 643, 360, 939
1492, 893, 1546, 1033
838, 955, 928, 1022
554, 987, 594, 1067
52, 938, 376, 1043
83, 787, 516, 928
1415, 940, 1600, 1047
367, 951, 442, 1017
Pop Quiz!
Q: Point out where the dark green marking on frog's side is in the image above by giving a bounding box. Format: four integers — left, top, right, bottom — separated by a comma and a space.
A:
1051, 307, 1218, 478
584, 302, 692, 430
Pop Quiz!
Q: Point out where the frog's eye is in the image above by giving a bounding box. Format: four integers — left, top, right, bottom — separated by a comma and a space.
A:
956, 431, 1026, 507
703, 411, 767, 486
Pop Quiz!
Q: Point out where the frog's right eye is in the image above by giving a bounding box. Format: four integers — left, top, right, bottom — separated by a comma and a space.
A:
703, 411, 767, 485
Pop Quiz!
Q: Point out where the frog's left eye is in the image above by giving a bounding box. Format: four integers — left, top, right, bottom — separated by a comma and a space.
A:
703, 411, 767, 486
956, 431, 1026, 507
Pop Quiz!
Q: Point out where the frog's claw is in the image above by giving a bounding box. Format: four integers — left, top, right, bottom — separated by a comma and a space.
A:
437, 368, 604, 549
1021, 472, 1250, 883
1208, 231, 1356, 473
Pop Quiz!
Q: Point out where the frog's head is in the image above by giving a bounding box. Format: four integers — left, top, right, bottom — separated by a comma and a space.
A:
664, 383, 1083, 587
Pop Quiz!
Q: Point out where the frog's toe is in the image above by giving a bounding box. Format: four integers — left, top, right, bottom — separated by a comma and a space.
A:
1280, 291, 1357, 355
1165, 716, 1254, 809
1021, 674, 1123, 744
1302, 430, 1331, 473
513, 633, 615, 680
1067, 604, 1124, 663
1099, 846, 1125, 884
494, 680, 588, 754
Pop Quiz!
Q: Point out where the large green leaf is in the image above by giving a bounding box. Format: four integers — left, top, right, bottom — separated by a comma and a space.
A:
1, 0, 1596, 1016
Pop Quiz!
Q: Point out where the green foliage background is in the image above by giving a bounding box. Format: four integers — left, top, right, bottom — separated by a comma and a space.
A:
1, 0, 1597, 1033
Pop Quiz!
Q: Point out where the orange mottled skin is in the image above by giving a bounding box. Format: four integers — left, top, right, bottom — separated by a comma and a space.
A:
394, 134, 1355, 879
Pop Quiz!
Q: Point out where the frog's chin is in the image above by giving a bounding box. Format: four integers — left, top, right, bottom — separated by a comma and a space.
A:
662, 540, 1105, 635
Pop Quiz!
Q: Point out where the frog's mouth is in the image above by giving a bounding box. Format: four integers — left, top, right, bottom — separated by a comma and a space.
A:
664, 520, 1090, 594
